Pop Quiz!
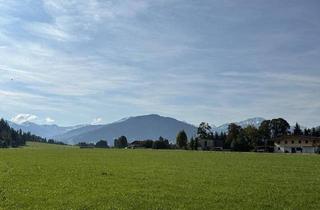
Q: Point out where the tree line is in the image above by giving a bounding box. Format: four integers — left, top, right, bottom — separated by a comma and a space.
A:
0, 119, 65, 148
224, 118, 290, 151
176, 123, 227, 150
175, 118, 320, 152
77, 140, 109, 148
2, 116, 320, 151
114, 136, 172, 149
223, 119, 320, 152
293, 123, 320, 137
95, 118, 319, 151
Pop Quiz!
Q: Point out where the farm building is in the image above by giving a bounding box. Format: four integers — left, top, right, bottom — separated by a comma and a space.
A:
198, 138, 224, 151
274, 136, 320, 153
127, 141, 145, 149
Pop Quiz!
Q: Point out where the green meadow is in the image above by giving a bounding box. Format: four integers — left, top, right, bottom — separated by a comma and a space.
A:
1, 142, 320, 210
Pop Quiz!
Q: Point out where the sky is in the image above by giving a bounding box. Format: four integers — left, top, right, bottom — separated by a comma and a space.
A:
0, 0, 320, 127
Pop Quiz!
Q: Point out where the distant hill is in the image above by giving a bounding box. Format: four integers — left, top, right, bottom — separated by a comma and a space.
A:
55, 114, 197, 145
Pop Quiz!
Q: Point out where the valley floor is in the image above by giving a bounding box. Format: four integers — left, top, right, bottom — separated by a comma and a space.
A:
0, 142, 320, 209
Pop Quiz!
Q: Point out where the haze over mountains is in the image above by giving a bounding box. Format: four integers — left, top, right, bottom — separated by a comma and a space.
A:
8, 121, 86, 139
6, 114, 267, 145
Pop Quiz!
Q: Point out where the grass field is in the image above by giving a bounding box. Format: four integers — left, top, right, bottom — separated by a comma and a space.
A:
1, 142, 320, 210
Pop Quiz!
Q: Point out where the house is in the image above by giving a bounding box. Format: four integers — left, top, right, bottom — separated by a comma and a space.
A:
274, 136, 320, 153
127, 140, 145, 149
198, 139, 224, 151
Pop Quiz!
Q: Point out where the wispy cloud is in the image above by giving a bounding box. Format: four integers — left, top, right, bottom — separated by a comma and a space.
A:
25, 22, 74, 41
0, 0, 319, 127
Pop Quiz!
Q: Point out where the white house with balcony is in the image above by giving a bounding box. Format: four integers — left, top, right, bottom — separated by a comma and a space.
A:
274, 136, 320, 153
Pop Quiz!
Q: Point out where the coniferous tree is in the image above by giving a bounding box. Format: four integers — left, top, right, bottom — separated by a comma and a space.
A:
311, 128, 317, 137
176, 130, 188, 149
0, 118, 48, 148
189, 137, 195, 150
194, 138, 198, 150
304, 128, 310, 136
293, 123, 303, 136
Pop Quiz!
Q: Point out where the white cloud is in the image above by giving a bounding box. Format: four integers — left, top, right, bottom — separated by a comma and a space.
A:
45, 117, 55, 124
11, 113, 38, 124
91, 117, 103, 125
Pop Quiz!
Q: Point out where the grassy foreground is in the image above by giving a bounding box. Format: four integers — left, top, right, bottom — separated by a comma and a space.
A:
1, 142, 320, 210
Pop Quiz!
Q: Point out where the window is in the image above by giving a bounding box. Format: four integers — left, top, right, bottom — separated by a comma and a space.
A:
291, 141, 294, 144
285, 141, 288, 144
298, 140, 301, 144
305, 140, 308, 144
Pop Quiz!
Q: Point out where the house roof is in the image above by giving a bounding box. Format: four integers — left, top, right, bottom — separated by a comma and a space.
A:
275, 135, 320, 142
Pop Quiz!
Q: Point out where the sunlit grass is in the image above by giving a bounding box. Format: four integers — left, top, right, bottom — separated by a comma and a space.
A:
1, 142, 320, 209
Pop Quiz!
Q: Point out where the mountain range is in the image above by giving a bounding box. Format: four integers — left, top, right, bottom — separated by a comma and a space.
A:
7, 114, 266, 145
54, 114, 197, 145
8, 121, 87, 139
213, 117, 265, 133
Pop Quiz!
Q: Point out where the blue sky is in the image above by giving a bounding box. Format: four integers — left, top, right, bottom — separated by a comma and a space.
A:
0, 0, 320, 127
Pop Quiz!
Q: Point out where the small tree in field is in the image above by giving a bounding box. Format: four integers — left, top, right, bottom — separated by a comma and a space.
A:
176, 130, 188, 149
